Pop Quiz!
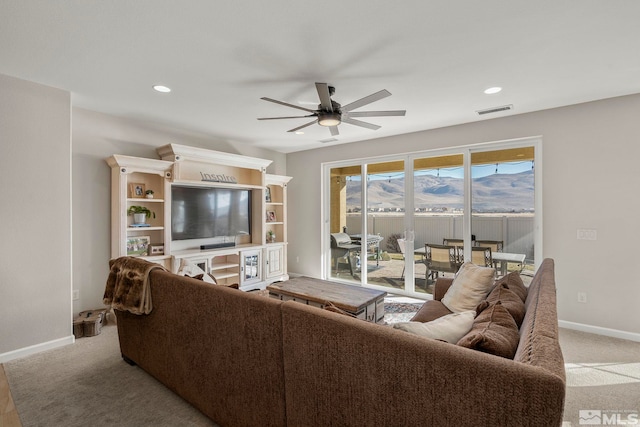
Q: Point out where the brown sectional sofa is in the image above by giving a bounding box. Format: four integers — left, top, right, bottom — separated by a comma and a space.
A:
115, 258, 565, 426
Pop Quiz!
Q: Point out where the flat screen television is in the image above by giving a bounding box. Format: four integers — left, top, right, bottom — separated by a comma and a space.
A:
171, 186, 251, 241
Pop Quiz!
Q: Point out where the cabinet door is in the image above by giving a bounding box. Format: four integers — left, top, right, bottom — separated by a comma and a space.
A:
240, 249, 262, 286
265, 245, 285, 279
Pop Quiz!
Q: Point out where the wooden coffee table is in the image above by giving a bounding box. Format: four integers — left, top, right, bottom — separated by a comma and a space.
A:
267, 277, 387, 323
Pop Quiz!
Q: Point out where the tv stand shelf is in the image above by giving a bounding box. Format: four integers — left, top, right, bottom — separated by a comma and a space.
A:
127, 198, 165, 203
108, 145, 292, 288
126, 226, 164, 232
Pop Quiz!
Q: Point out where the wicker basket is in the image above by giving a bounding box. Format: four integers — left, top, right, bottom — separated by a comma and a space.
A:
75, 308, 108, 338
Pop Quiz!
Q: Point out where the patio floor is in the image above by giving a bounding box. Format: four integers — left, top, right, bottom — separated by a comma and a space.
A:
331, 256, 533, 295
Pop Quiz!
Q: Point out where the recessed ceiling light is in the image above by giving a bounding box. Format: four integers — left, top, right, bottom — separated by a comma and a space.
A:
153, 85, 171, 93
295, 131, 304, 135
484, 87, 502, 95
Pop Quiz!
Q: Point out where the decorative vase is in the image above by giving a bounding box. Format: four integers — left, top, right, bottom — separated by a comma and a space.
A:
146, 194, 154, 199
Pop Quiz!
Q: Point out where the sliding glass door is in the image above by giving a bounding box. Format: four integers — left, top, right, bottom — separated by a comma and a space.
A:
328, 164, 361, 283
411, 153, 464, 294
364, 159, 406, 291
469, 145, 538, 276
324, 137, 541, 297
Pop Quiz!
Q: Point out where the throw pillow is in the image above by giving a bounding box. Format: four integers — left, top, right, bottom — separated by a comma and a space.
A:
457, 300, 520, 359
486, 283, 526, 327
494, 271, 527, 303
441, 262, 496, 313
177, 259, 217, 285
323, 301, 357, 318
392, 310, 476, 344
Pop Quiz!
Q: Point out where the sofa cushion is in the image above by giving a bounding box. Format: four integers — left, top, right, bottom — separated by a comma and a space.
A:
456, 300, 520, 359
441, 262, 495, 313
486, 283, 526, 327
494, 271, 527, 302
392, 310, 476, 343
410, 300, 453, 323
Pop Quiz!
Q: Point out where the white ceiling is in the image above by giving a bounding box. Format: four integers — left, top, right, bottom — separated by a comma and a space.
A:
1, 1, 639, 153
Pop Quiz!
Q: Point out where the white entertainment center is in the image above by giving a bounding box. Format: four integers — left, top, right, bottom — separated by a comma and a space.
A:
106, 144, 292, 290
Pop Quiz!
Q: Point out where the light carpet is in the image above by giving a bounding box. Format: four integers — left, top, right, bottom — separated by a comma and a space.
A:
4, 325, 216, 427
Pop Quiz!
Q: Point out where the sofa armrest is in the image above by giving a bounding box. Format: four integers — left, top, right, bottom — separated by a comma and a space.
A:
433, 277, 454, 301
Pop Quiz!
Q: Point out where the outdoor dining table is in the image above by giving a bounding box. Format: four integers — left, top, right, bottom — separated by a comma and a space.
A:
491, 252, 526, 275
413, 246, 526, 276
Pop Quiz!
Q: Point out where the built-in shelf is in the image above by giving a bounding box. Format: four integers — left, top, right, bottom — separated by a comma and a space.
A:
126, 226, 164, 232
212, 272, 239, 280
108, 148, 292, 287
127, 198, 165, 203
211, 262, 240, 271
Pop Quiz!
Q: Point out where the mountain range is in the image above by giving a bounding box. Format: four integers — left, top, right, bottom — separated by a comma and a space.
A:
346, 170, 534, 212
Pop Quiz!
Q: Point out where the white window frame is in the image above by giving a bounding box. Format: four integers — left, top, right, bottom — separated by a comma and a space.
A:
321, 136, 542, 295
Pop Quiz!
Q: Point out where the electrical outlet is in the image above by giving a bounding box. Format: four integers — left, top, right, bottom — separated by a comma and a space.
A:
73, 290, 79, 300
577, 292, 587, 303
577, 229, 597, 240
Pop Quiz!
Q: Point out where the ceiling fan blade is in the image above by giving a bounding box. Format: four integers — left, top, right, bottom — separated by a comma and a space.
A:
329, 126, 339, 136
261, 97, 316, 113
341, 89, 391, 112
258, 114, 316, 120
315, 83, 333, 112
347, 110, 406, 117
287, 120, 317, 133
341, 116, 381, 131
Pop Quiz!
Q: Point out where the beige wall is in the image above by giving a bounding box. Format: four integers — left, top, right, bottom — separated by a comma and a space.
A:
71, 108, 286, 315
2, 66, 637, 359
287, 93, 640, 339
0, 74, 72, 359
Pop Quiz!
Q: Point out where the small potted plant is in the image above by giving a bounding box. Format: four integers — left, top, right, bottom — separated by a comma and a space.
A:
145, 189, 154, 199
127, 206, 155, 225
267, 230, 276, 243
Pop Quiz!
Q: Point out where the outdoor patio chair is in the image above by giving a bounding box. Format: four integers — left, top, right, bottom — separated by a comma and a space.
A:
424, 243, 460, 283
468, 246, 493, 268
475, 240, 503, 270
443, 238, 464, 247
443, 238, 466, 264
475, 240, 503, 252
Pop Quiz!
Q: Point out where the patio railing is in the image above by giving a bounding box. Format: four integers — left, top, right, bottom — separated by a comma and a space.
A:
345, 214, 534, 261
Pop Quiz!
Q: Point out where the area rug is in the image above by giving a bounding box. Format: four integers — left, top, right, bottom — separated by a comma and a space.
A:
383, 300, 424, 324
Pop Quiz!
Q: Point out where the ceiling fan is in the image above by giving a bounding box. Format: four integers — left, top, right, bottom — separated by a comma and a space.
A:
258, 82, 406, 136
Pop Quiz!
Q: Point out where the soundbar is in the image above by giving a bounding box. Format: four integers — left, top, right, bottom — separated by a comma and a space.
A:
200, 242, 236, 250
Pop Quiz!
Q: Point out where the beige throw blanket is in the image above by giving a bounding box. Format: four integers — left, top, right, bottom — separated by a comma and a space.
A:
103, 256, 166, 315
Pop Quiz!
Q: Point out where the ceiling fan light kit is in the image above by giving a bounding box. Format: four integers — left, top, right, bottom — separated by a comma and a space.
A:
318, 112, 341, 127
258, 82, 406, 136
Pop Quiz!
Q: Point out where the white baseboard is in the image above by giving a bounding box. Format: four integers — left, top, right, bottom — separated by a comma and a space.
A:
559, 320, 640, 343
0, 335, 75, 363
